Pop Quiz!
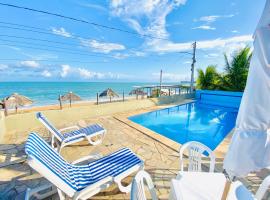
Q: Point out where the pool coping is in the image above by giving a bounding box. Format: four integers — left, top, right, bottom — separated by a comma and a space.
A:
114, 99, 233, 162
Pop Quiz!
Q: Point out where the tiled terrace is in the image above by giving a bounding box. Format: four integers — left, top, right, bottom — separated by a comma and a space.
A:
0, 108, 269, 199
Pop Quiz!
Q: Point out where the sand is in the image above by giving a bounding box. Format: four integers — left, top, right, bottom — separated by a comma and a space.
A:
1, 98, 157, 144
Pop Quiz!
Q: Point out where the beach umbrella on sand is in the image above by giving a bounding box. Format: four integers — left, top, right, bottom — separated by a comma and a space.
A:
222, 1, 270, 199
60, 91, 81, 108
4, 93, 33, 114
99, 88, 119, 102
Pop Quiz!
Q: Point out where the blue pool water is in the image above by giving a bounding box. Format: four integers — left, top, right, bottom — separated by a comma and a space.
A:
129, 101, 238, 150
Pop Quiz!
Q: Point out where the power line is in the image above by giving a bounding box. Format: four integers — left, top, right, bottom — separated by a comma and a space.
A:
0, 42, 113, 58
0, 24, 121, 51
0, 21, 123, 45
0, 2, 169, 41
0, 34, 76, 47
0, 58, 107, 64
0, 21, 141, 51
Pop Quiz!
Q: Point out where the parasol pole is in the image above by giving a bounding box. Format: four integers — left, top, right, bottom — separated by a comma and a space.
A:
59, 95, 62, 110
15, 103, 18, 114
3, 99, 8, 116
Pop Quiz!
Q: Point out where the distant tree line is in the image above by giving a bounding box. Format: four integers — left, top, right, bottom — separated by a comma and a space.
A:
196, 46, 252, 92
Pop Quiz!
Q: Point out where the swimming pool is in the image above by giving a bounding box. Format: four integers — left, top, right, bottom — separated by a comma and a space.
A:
129, 101, 238, 150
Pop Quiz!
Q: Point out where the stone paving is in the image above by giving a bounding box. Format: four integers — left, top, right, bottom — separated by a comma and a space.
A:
0, 114, 269, 199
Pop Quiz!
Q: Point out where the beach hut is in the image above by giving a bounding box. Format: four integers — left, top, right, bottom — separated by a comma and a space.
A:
99, 88, 119, 102
3, 93, 33, 115
60, 91, 81, 108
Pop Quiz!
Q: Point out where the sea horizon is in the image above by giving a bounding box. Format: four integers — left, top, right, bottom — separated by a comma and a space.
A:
0, 81, 180, 106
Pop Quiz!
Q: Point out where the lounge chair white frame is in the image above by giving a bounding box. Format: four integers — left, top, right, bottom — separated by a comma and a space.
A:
36, 112, 106, 152
131, 170, 158, 200
255, 175, 270, 200
25, 133, 144, 200
179, 141, 216, 172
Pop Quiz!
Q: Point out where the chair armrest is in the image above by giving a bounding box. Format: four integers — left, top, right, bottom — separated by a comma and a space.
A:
59, 125, 80, 133
71, 153, 102, 165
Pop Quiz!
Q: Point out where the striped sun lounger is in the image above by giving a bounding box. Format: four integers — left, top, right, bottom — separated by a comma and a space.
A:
25, 132, 144, 200
36, 112, 106, 152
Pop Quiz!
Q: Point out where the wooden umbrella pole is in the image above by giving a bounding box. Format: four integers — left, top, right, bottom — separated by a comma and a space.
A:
59, 95, 62, 110
15, 103, 18, 114
3, 100, 8, 116
221, 179, 231, 200
69, 98, 71, 107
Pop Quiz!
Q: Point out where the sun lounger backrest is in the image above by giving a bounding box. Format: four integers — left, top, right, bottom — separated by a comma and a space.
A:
36, 112, 64, 141
25, 132, 83, 196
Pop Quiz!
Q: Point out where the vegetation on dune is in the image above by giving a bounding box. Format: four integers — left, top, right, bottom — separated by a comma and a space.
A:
196, 46, 252, 92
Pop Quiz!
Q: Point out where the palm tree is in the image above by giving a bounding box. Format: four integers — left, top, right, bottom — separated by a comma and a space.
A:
221, 47, 252, 91
196, 65, 219, 90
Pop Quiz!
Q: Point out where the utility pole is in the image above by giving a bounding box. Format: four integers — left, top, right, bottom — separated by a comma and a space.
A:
190, 41, 196, 93
159, 69, 163, 97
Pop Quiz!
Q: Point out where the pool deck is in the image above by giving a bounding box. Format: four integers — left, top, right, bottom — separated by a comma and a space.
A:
0, 101, 269, 199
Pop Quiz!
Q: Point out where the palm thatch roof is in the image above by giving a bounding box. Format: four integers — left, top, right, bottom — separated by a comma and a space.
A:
129, 89, 147, 96
4, 93, 33, 107
99, 88, 119, 98
60, 92, 82, 101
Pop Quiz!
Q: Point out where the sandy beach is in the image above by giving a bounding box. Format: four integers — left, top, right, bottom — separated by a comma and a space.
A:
1, 98, 158, 144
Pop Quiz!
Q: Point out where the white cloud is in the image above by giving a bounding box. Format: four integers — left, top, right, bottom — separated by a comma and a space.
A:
110, 0, 186, 40
78, 68, 105, 79
184, 61, 191, 64
20, 60, 40, 68
60, 64, 71, 77
195, 14, 234, 23
78, 3, 106, 11
204, 53, 219, 58
80, 39, 125, 53
112, 52, 130, 59
231, 30, 239, 33
0, 64, 8, 70
192, 25, 216, 30
52, 27, 72, 38
41, 70, 52, 77
149, 35, 253, 53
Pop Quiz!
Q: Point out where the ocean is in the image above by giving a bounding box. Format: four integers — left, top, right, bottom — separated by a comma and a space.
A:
0, 82, 172, 107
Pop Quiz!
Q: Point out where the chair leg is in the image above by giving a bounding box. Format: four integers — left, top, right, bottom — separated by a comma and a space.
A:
24, 184, 57, 200
57, 189, 66, 200
115, 179, 132, 193
87, 133, 104, 146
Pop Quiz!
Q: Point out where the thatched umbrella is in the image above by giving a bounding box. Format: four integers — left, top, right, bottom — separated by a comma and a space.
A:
4, 93, 33, 115
99, 88, 119, 102
60, 91, 81, 107
129, 89, 146, 95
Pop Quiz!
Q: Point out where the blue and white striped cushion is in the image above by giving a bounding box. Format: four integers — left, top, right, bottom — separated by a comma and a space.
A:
63, 124, 104, 143
36, 112, 64, 141
25, 132, 142, 191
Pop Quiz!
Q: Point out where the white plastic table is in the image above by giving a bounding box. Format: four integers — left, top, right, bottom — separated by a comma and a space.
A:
169, 171, 254, 200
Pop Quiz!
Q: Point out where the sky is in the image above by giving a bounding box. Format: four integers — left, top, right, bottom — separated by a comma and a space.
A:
0, 0, 266, 82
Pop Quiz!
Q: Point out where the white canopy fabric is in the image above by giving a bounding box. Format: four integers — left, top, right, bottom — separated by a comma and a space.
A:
223, 0, 270, 177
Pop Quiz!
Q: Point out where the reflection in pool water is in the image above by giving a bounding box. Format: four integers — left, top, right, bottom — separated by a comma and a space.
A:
129, 101, 238, 150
